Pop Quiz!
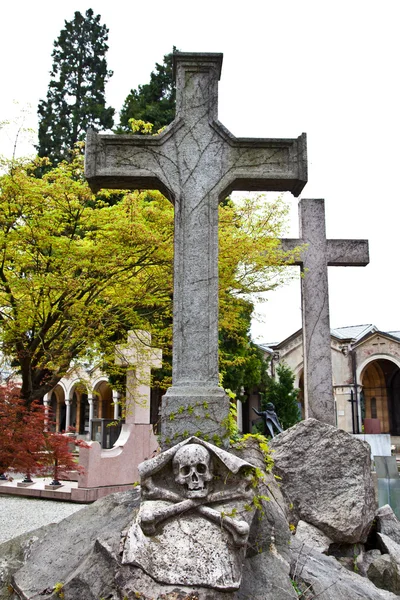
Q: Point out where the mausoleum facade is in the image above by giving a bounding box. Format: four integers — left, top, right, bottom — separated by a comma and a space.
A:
262, 324, 400, 440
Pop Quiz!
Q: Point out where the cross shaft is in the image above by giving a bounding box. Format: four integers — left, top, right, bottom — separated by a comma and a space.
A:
280, 199, 369, 424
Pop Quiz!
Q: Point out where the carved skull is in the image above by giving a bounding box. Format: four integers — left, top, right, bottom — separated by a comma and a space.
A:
173, 444, 213, 498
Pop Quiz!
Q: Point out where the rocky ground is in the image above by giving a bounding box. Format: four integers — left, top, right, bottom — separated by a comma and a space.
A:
2, 419, 400, 599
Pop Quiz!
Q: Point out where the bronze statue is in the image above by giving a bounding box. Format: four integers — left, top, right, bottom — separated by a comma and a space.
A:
252, 403, 283, 438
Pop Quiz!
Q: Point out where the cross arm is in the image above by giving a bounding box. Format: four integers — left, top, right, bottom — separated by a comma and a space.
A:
213, 125, 307, 199
280, 238, 370, 268
84, 127, 180, 198
279, 239, 303, 266
326, 240, 369, 267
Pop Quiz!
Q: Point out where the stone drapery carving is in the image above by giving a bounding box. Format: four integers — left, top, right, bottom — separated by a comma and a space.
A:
122, 437, 258, 590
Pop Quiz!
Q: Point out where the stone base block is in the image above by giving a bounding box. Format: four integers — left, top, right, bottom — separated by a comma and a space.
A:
160, 385, 231, 448
17, 482, 34, 487
45, 484, 63, 490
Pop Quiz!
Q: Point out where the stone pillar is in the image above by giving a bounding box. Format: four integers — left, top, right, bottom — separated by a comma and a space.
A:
112, 390, 120, 420
43, 393, 49, 432
76, 392, 81, 434
65, 399, 71, 431
88, 393, 94, 440
98, 395, 103, 419
56, 399, 60, 432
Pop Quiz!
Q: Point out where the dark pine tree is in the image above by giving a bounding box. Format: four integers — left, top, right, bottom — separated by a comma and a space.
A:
37, 9, 114, 165
117, 48, 176, 133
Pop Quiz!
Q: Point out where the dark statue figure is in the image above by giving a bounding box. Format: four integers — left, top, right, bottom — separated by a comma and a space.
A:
252, 403, 283, 438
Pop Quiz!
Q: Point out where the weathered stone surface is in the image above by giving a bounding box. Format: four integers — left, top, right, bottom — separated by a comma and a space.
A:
85, 52, 307, 448
124, 438, 257, 590
230, 434, 292, 562
0, 524, 57, 600
5, 425, 397, 599
11, 489, 141, 598
124, 513, 246, 590
3, 485, 397, 600
367, 554, 400, 596
236, 552, 297, 600
4, 484, 295, 600
377, 505, 400, 545
270, 419, 376, 543
377, 533, 400, 566
291, 539, 400, 599
294, 520, 333, 552
357, 549, 383, 578
281, 199, 369, 424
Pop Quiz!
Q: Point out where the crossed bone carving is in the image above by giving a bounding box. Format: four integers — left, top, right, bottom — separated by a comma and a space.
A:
140, 477, 253, 547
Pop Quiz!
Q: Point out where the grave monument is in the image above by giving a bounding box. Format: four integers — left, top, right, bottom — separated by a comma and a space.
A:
86, 51, 307, 449
85, 50, 307, 592
281, 199, 369, 424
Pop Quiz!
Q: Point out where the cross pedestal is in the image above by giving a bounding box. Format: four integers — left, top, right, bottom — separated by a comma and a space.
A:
86, 52, 307, 446
281, 199, 369, 424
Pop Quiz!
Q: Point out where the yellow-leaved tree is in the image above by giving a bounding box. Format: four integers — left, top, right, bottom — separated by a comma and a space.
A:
0, 147, 299, 406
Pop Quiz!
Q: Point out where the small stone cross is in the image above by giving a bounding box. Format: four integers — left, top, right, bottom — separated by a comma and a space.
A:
280, 199, 369, 425
115, 330, 162, 425
86, 52, 307, 445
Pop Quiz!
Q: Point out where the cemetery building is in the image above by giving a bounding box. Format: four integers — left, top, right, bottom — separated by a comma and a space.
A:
43, 364, 118, 445
259, 324, 400, 443
45, 323, 400, 446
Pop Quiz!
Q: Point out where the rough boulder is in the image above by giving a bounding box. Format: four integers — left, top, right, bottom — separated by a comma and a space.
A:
270, 418, 376, 543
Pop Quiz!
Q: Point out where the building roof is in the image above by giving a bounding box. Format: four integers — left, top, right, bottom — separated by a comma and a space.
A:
259, 324, 400, 349
387, 331, 400, 341
331, 324, 377, 341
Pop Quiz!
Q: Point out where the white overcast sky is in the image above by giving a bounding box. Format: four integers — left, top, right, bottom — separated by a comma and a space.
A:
1, 0, 399, 344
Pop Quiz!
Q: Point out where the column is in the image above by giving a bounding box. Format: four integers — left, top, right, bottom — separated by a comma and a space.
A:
65, 399, 71, 431
112, 390, 120, 420
76, 392, 81, 434
43, 393, 49, 432
88, 392, 94, 440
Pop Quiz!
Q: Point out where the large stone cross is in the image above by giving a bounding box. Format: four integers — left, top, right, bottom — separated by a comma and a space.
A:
280, 199, 369, 425
86, 52, 307, 445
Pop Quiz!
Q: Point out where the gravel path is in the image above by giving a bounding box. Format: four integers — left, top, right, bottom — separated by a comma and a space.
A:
0, 495, 85, 544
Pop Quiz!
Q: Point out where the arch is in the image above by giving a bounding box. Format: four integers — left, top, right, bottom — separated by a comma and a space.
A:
358, 356, 400, 435
293, 364, 303, 389
53, 379, 68, 398
61, 378, 90, 435
93, 379, 114, 420
51, 383, 66, 432
65, 378, 89, 399
357, 354, 400, 383
90, 375, 109, 391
